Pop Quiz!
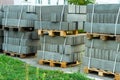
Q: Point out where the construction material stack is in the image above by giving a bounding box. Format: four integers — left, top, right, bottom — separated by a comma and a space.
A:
0, 5, 3, 51
67, 5, 86, 31
2, 5, 39, 58
83, 4, 120, 79
36, 5, 85, 68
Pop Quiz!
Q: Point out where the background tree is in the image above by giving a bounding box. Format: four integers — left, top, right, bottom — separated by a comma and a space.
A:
68, 0, 95, 5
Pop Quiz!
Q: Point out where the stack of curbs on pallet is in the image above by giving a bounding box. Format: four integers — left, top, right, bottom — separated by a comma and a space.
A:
35, 5, 80, 37
36, 5, 85, 68
2, 5, 39, 58
83, 4, 120, 80
0, 6, 3, 51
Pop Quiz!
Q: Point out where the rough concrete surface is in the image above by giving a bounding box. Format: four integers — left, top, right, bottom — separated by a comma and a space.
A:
17, 57, 113, 80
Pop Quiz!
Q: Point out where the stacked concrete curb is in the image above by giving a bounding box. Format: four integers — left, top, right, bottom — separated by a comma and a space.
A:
36, 5, 86, 67
83, 4, 120, 77
2, 5, 39, 55
68, 5, 86, 30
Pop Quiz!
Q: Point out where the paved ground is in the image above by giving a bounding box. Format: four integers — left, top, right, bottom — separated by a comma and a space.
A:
18, 57, 113, 80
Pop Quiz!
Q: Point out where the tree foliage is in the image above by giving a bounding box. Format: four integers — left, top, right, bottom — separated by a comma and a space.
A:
68, 0, 95, 5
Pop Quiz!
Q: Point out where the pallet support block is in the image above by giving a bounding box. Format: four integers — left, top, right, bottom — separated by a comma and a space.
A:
83, 67, 89, 74
100, 35, 108, 41
60, 31, 66, 37
73, 30, 78, 35
50, 60, 54, 67
20, 54, 26, 58
39, 60, 44, 65
98, 71, 104, 76
61, 62, 67, 68
38, 30, 43, 36
115, 74, 120, 80
48, 30, 54, 37
86, 33, 93, 39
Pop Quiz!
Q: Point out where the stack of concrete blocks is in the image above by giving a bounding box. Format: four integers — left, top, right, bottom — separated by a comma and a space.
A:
2, 5, 39, 55
34, 5, 79, 31
67, 5, 86, 30
0, 6, 3, 51
36, 5, 86, 63
2, 5, 37, 28
0, 30, 3, 51
37, 34, 84, 62
83, 4, 120, 73
3, 30, 39, 54
0, 5, 3, 27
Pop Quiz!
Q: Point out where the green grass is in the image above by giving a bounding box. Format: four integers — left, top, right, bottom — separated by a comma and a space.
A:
0, 54, 91, 80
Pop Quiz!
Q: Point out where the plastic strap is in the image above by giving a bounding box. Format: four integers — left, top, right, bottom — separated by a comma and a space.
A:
42, 36, 46, 59
114, 7, 120, 36
112, 44, 119, 73
5, 31, 8, 51
90, 4, 95, 33
39, 2, 42, 29
88, 40, 93, 68
18, 33, 24, 54
17, 6, 23, 28
60, 38, 67, 62
59, 4, 65, 30
56, 0, 59, 5
5, 6, 9, 51
5, 6, 9, 27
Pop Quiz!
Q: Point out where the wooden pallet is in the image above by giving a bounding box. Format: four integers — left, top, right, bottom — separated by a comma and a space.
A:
38, 59, 80, 68
3, 26, 34, 32
3, 51, 36, 58
38, 30, 78, 37
86, 33, 120, 41
84, 67, 120, 80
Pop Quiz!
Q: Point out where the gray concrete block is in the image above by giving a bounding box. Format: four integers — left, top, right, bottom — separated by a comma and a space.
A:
37, 50, 79, 62
75, 5, 80, 14
51, 13, 57, 22
67, 14, 86, 22
78, 21, 84, 30
68, 5, 76, 13
84, 22, 120, 34
59, 44, 84, 54
80, 6, 86, 13
69, 22, 78, 30
87, 4, 120, 13
35, 5, 68, 22
21, 13, 38, 20
2, 18, 34, 27
3, 5, 28, 12
35, 21, 69, 30
85, 39, 118, 50
40, 34, 84, 45
3, 12, 18, 19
